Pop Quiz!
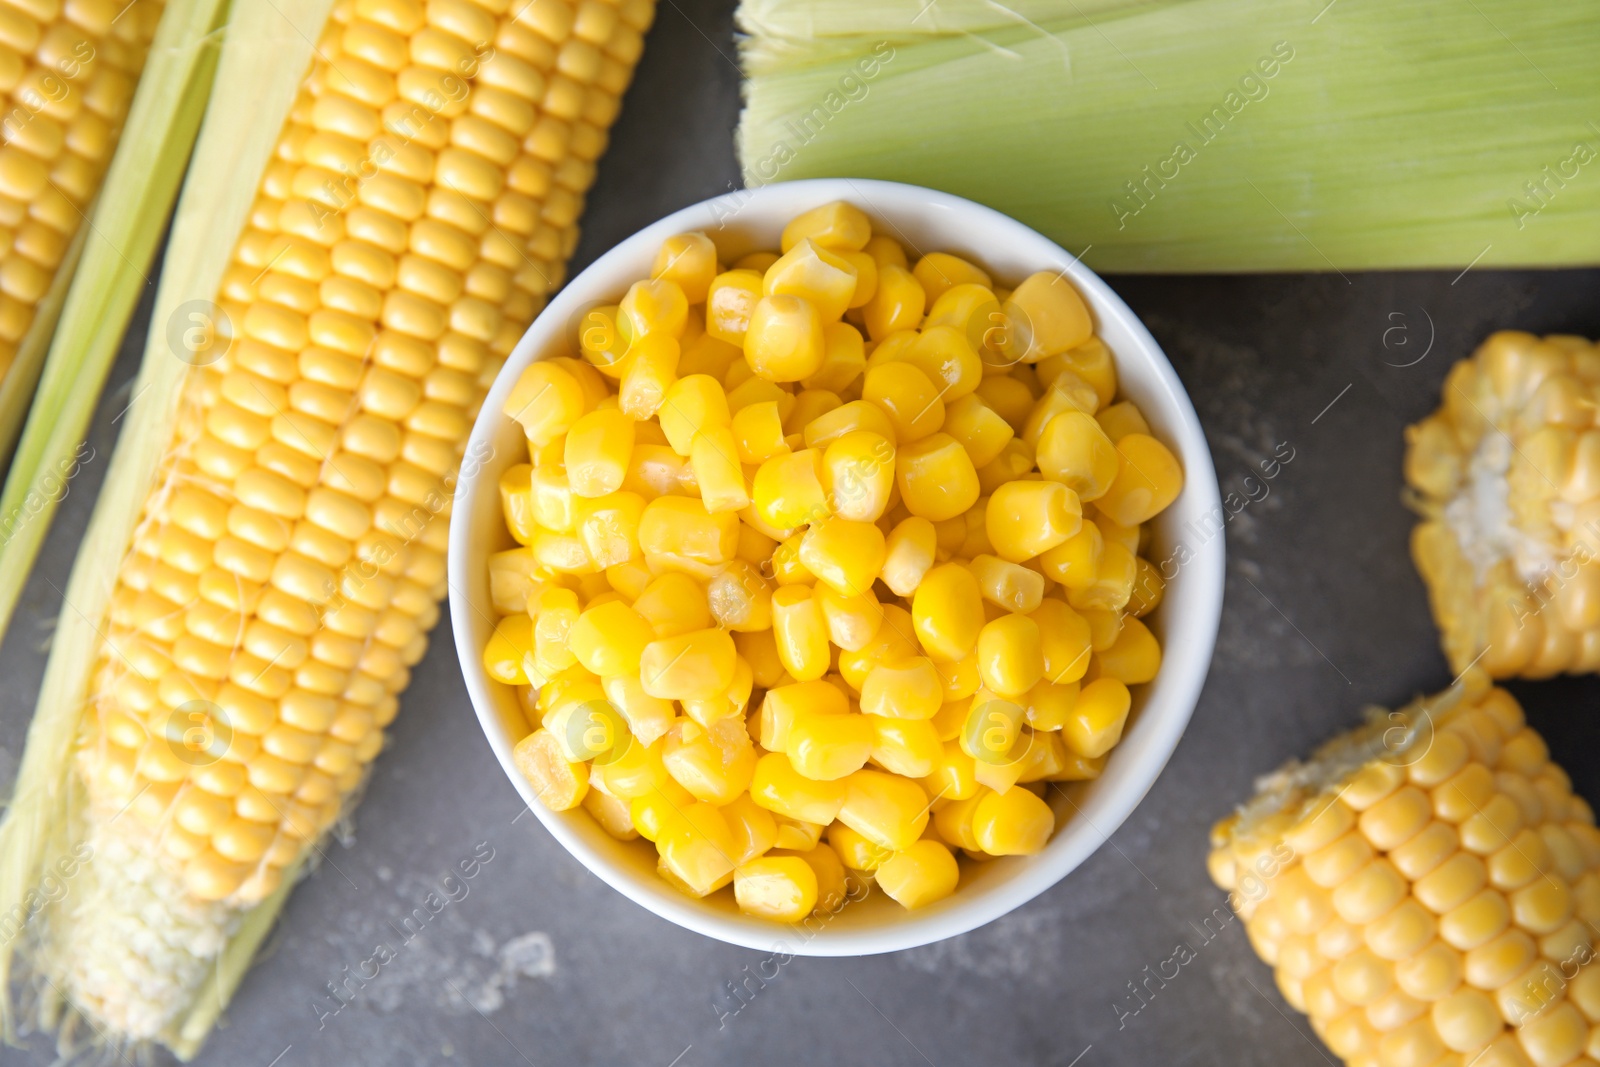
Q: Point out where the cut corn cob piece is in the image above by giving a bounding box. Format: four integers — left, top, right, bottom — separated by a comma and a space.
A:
0, 0, 653, 1053
1406, 331, 1600, 679
0, 0, 167, 458
1209, 672, 1600, 1067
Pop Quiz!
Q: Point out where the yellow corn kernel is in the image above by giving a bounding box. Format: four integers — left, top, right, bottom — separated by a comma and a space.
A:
752, 448, 830, 529
804, 398, 898, 450
513, 729, 589, 811
933, 791, 986, 849
657, 802, 738, 896
881, 517, 937, 597
973, 785, 1055, 855
1041, 338, 1118, 409
534, 587, 581, 674
499, 464, 536, 544
619, 332, 679, 419
816, 585, 883, 652
771, 584, 830, 681
1037, 411, 1118, 501
977, 437, 1037, 496
968, 554, 1045, 614
781, 201, 872, 253
745, 294, 825, 383
829, 822, 894, 870
532, 467, 576, 532
860, 657, 943, 721
751, 751, 847, 824
690, 426, 750, 513
1068, 540, 1136, 615
1096, 400, 1150, 443
976, 614, 1045, 698
639, 627, 737, 701
896, 433, 980, 522
578, 305, 634, 378
621, 278, 689, 340
1097, 433, 1183, 527
734, 855, 819, 921
658, 373, 731, 456
838, 770, 930, 851
911, 562, 984, 662
662, 719, 757, 804
999, 271, 1092, 364
769, 534, 809, 584
489, 548, 540, 614
572, 492, 645, 569
652, 231, 718, 304
807, 322, 868, 393
877, 840, 961, 909
638, 496, 738, 566
942, 393, 1015, 468
764, 238, 858, 323
705, 269, 764, 346
1128, 558, 1165, 618
1022, 371, 1099, 447
632, 573, 712, 638
914, 253, 993, 307
820, 430, 895, 522
1038, 522, 1102, 591
798, 517, 886, 598
722, 793, 780, 865
569, 600, 653, 677
1024, 680, 1080, 731
602, 675, 676, 747
1093, 617, 1162, 685
864, 361, 944, 442
565, 408, 634, 498
707, 561, 774, 632
759, 679, 848, 752
960, 690, 1026, 765
986, 479, 1082, 562
504, 360, 586, 445
1062, 677, 1131, 758
861, 264, 925, 341
584, 789, 639, 841
787, 711, 874, 781
631, 778, 697, 843
731, 400, 790, 464
935, 656, 982, 704
868, 717, 941, 779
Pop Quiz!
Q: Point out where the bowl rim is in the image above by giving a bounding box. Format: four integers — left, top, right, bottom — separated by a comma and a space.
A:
449, 177, 1225, 956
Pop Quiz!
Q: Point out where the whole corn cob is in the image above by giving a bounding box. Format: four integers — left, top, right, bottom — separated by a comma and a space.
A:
0, 0, 166, 460
1209, 673, 1600, 1067
0, 0, 652, 1053
1406, 331, 1600, 679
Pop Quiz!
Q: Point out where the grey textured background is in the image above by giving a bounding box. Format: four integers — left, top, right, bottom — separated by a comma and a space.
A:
3, 0, 1600, 1064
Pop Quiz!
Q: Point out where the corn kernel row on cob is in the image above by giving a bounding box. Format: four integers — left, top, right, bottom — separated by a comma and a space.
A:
10, 0, 654, 1047
1209, 673, 1600, 1067
0, 0, 163, 387
1407, 331, 1600, 680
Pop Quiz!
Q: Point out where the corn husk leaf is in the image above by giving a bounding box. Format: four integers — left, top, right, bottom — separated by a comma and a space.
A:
0, 0, 335, 1053
737, 0, 1600, 271
0, 0, 230, 659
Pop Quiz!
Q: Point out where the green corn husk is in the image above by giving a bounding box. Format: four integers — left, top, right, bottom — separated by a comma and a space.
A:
0, 0, 229, 652
737, 0, 1600, 272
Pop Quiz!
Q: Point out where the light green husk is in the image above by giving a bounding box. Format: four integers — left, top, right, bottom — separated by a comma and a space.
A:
0, 0, 333, 1057
0, 0, 230, 655
737, 0, 1600, 272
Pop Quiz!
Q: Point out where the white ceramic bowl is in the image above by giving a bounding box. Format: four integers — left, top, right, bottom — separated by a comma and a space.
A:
449, 179, 1224, 956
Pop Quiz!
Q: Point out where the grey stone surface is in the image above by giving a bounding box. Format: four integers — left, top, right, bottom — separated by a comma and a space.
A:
1, 1, 1599, 1064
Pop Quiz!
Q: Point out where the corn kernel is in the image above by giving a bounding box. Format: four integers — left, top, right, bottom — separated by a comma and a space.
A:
968, 554, 1045, 614
690, 426, 750, 513
752, 448, 830, 529
734, 855, 818, 922
569, 600, 654, 677
973, 785, 1055, 855
999, 271, 1092, 364
751, 752, 847, 824
662, 719, 757, 804
816, 585, 883, 652
862, 264, 925, 340
573, 491, 645, 569
781, 201, 873, 253
896, 433, 979, 522
838, 770, 930, 851
1093, 617, 1162, 685
864, 361, 944, 442
638, 496, 738, 566
759, 680, 849, 752
771, 584, 831, 681
504, 361, 586, 445
639, 628, 736, 701
705, 269, 763, 346
882, 516, 937, 597
764, 238, 859, 322
619, 332, 680, 419
799, 517, 886, 598
658, 374, 731, 456
829, 822, 894, 870
986, 479, 1082, 562
745, 294, 826, 383
731, 400, 790, 464
860, 657, 943, 721
943, 393, 1015, 468
565, 408, 634, 498
912, 562, 984, 661
876, 840, 960, 909
807, 321, 867, 392
621, 278, 689, 339
913, 253, 993, 307
803, 398, 898, 450
1062, 677, 1130, 758
868, 717, 941, 779
1037, 410, 1118, 501
976, 614, 1045, 697
1097, 433, 1183, 527
513, 729, 589, 811
652, 231, 718, 304
657, 802, 737, 896
820, 430, 895, 522
787, 711, 873, 781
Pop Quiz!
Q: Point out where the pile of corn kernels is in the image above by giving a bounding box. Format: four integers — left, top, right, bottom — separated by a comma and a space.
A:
483, 201, 1184, 921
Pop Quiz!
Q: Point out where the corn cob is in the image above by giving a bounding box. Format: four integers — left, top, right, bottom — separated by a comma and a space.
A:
1209, 673, 1600, 1067
0, 0, 166, 461
0, 0, 653, 1052
1406, 331, 1600, 680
